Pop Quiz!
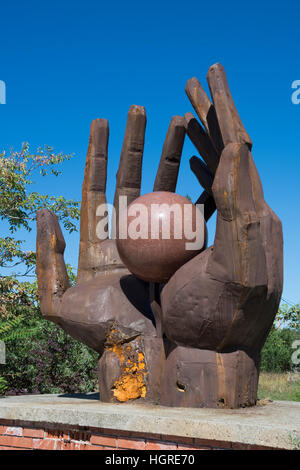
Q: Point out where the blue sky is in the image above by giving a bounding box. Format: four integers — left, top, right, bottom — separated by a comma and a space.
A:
0, 0, 299, 305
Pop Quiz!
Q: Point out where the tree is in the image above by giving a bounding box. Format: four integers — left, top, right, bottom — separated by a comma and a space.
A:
260, 326, 298, 372
260, 302, 300, 372
275, 303, 300, 331
0, 143, 98, 396
0, 143, 80, 316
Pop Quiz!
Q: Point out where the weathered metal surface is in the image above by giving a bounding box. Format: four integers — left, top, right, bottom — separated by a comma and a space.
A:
77, 119, 109, 283
189, 156, 214, 195
185, 76, 224, 155
184, 112, 219, 173
207, 63, 252, 149
153, 116, 186, 192
112, 105, 146, 238
161, 347, 258, 408
36, 64, 283, 408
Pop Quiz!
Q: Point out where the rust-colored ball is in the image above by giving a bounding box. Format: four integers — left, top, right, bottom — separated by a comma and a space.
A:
116, 192, 207, 283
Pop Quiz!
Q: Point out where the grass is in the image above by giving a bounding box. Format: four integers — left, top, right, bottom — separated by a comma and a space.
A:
289, 433, 300, 450
258, 372, 300, 402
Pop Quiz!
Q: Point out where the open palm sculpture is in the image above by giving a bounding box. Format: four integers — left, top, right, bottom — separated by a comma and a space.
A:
36, 64, 283, 408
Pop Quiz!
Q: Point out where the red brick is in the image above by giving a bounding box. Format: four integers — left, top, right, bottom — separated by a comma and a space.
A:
70, 430, 91, 442
132, 432, 162, 441
145, 441, 177, 450
0, 419, 14, 426
163, 435, 194, 446
230, 442, 250, 450
102, 428, 132, 438
56, 441, 69, 450
23, 427, 44, 439
45, 428, 69, 440
90, 435, 117, 447
0, 425, 7, 435
78, 443, 93, 450
81, 444, 109, 450
32, 438, 57, 450
89, 426, 105, 434
0, 436, 33, 449
231, 442, 277, 450
69, 442, 82, 450
250, 444, 280, 450
0, 446, 30, 450
177, 444, 203, 450
57, 441, 83, 450
118, 438, 146, 450
194, 438, 232, 449
4, 426, 23, 436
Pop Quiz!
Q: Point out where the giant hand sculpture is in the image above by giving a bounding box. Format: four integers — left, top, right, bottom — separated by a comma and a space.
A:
36, 64, 283, 408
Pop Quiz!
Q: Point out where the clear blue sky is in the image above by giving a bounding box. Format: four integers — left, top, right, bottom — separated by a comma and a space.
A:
0, 0, 299, 305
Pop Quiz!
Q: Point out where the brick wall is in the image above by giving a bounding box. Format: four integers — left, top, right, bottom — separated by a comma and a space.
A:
0, 419, 277, 450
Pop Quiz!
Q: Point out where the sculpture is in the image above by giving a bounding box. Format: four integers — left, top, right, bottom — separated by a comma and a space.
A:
116, 191, 207, 283
36, 63, 283, 408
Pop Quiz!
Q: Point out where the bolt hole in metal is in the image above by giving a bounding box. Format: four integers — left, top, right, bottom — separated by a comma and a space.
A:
176, 381, 186, 392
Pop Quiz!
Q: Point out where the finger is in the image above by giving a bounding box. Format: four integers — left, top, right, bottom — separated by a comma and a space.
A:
195, 190, 216, 222
185, 77, 224, 155
78, 119, 109, 282
212, 143, 264, 222
36, 209, 70, 323
153, 116, 186, 192
206, 63, 252, 149
190, 156, 214, 195
184, 112, 219, 174
209, 142, 281, 327
113, 105, 146, 235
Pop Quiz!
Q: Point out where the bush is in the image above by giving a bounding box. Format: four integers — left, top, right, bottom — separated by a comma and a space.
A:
260, 327, 299, 372
0, 313, 98, 395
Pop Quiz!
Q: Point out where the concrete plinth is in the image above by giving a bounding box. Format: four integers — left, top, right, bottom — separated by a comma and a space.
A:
0, 394, 299, 450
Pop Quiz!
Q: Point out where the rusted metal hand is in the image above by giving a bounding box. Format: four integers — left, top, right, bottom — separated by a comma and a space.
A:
36, 64, 283, 408
160, 64, 283, 407
36, 108, 186, 403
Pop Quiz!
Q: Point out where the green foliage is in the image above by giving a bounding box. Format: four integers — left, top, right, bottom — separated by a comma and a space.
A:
66, 264, 77, 287
0, 142, 97, 397
0, 276, 39, 317
261, 327, 299, 372
260, 302, 300, 373
258, 371, 300, 402
0, 313, 98, 395
289, 433, 300, 450
0, 313, 41, 394
0, 143, 80, 278
0, 314, 39, 342
0, 377, 8, 395
275, 303, 300, 331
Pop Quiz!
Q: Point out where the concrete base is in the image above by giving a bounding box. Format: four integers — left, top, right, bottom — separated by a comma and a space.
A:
0, 394, 299, 450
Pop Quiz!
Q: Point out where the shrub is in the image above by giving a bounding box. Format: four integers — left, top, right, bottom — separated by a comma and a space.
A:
260, 327, 299, 372
0, 313, 98, 395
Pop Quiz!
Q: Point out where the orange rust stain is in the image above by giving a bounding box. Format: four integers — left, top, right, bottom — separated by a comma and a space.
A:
109, 344, 125, 365
216, 353, 226, 408
111, 348, 147, 402
112, 373, 146, 402
50, 234, 56, 249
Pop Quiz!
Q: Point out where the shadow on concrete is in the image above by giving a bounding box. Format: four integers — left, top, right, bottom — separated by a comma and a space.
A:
58, 392, 100, 400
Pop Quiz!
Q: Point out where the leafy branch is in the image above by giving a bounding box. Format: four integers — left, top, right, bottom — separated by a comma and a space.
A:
0, 143, 80, 277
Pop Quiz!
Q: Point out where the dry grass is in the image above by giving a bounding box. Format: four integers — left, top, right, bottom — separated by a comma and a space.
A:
258, 372, 300, 401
